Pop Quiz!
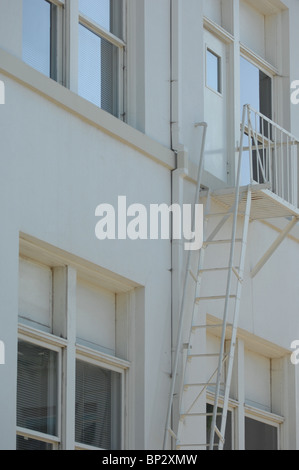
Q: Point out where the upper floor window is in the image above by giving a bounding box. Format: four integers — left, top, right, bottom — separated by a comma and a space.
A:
22, 0, 63, 82
240, 56, 272, 123
78, 0, 125, 117
22, 0, 125, 118
206, 48, 222, 94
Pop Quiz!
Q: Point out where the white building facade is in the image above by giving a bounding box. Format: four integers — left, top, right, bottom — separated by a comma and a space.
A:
0, 0, 298, 451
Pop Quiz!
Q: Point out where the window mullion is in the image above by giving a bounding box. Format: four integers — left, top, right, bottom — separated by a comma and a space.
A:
64, 0, 79, 92
79, 14, 125, 49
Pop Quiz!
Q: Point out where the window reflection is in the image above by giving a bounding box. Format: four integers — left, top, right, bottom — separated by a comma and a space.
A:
22, 0, 54, 78
206, 49, 221, 93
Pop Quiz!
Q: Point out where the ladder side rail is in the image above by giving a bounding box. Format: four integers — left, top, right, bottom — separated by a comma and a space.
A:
218, 188, 252, 450
175, 192, 212, 442
209, 104, 248, 450
163, 123, 208, 450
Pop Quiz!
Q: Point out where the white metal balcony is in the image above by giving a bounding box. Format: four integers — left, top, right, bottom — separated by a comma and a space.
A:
240, 104, 299, 209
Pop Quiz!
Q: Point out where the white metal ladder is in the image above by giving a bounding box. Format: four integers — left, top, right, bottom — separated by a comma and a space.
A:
163, 108, 251, 450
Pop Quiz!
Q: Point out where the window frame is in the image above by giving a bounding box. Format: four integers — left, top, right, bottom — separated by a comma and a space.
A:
78, 1, 126, 119
244, 405, 283, 451
205, 45, 222, 96
22, 0, 65, 84
16, 328, 66, 450
240, 49, 275, 120
74, 344, 128, 451
206, 394, 237, 450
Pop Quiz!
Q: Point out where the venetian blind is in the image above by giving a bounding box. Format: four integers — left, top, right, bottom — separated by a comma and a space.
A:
75, 360, 115, 449
17, 340, 58, 437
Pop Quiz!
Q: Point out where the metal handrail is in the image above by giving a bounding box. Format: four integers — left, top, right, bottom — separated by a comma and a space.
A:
241, 104, 299, 208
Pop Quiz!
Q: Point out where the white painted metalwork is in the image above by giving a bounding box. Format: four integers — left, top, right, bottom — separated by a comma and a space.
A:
163, 122, 208, 450
164, 104, 299, 451
164, 107, 253, 451
242, 104, 299, 209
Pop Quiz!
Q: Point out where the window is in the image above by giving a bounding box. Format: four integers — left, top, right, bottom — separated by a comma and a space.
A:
245, 417, 278, 450
206, 404, 233, 450
240, 56, 272, 124
22, 0, 125, 118
75, 359, 122, 450
240, 56, 273, 184
78, 0, 125, 117
17, 244, 130, 450
22, 0, 63, 81
206, 49, 222, 94
16, 339, 61, 450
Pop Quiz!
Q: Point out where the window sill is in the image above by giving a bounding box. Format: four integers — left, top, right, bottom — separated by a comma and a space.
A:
0, 47, 175, 171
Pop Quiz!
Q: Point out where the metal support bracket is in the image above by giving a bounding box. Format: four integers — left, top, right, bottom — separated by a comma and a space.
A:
251, 217, 298, 278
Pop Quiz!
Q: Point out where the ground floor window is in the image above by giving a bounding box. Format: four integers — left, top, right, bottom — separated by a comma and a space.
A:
245, 416, 278, 450
206, 403, 233, 450
75, 358, 122, 450
16, 338, 61, 449
16, 328, 127, 450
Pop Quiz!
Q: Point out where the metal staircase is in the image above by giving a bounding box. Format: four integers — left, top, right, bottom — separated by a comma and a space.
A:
163, 109, 252, 450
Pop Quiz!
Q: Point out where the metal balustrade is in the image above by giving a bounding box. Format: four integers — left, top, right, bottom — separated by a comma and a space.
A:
241, 104, 299, 208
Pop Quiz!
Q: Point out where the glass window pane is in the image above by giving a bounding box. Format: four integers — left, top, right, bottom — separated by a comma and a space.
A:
240, 57, 272, 120
16, 435, 53, 450
22, 0, 52, 77
240, 57, 260, 115
78, 24, 118, 115
79, 0, 122, 37
17, 341, 58, 437
206, 50, 221, 93
245, 417, 278, 450
79, 0, 110, 29
75, 360, 121, 450
206, 404, 232, 450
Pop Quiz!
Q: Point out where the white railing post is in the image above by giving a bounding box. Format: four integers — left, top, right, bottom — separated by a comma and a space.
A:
245, 105, 299, 208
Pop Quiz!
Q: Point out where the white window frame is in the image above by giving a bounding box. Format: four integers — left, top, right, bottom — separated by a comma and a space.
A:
74, 344, 129, 451
205, 45, 223, 97
244, 405, 283, 451
16, 326, 67, 450
206, 393, 238, 450
78, 1, 126, 119
22, 0, 65, 83
240, 49, 275, 117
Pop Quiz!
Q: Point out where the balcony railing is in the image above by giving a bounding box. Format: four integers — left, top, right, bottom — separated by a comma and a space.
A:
240, 104, 299, 208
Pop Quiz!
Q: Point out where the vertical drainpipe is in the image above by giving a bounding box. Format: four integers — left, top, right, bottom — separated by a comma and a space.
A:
168, 0, 189, 451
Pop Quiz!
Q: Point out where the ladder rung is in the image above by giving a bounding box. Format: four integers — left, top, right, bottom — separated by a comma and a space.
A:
199, 266, 239, 273
214, 425, 225, 444
177, 443, 219, 448
188, 269, 198, 283
184, 382, 224, 389
187, 353, 226, 358
196, 295, 236, 302
180, 412, 222, 418
204, 238, 242, 246
167, 427, 177, 440
206, 212, 231, 218
192, 323, 233, 331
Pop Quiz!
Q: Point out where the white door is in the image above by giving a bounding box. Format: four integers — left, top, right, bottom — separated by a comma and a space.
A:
204, 30, 228, 183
